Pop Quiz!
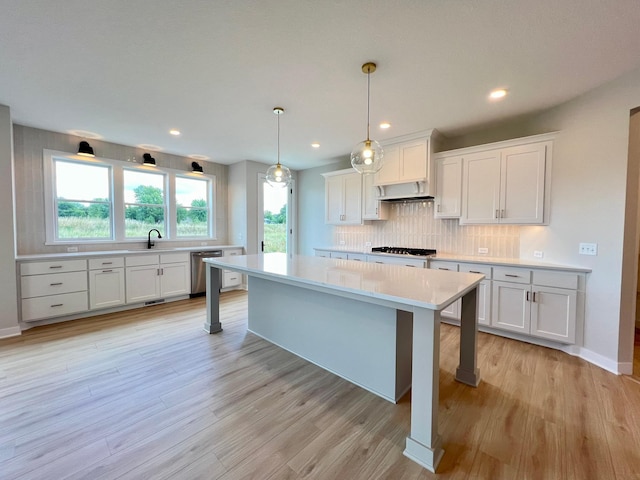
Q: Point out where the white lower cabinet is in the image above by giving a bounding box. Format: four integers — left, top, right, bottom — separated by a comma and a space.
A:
20, 259, 88, 321
492, 267, 578, 343
89, 257, 125, 310
221, 248, 243, 290
125, 253, 190, 303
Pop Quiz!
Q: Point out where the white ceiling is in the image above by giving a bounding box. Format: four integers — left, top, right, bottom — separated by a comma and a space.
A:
1, 0, 640, 170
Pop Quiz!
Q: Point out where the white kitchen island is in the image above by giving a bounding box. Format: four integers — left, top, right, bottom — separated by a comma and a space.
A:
203, 253, 484, 473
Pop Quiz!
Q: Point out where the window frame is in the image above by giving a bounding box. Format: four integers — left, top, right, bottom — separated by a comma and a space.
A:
43, 149, 216, 245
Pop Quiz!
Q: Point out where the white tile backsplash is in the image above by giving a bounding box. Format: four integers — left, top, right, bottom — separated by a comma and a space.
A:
334, 201, 520, 257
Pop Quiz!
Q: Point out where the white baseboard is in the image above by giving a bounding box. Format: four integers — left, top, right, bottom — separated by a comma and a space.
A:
574, 347, 623, 375
0, 326, 22, 339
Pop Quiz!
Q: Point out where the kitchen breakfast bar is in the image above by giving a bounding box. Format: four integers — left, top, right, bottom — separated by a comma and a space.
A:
203, 253, 484, 473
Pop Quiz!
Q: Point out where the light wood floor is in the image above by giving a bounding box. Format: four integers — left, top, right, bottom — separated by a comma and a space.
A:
1, 291, 640, 480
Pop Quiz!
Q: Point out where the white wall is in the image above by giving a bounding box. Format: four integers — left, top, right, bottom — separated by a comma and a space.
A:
297, 159, 348, 255
0, 105, 19, 337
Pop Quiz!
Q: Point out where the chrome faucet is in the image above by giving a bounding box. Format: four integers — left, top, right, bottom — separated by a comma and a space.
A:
147, 229, 162, 249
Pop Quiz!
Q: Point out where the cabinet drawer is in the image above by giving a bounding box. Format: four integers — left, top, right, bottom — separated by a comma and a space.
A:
429, 261, 459, 272
160, 252, 190, 264
224, 248, 243, 257
126, 254, 159, 267
347, 253, 366, 262
493, 267, 531, 284
532, 270, 579, 290
89, 257, 125, 270
22, 291, 88, 322
459, 263, 492, 279
223, 270, 242, 287
21, 271, 87, 298
21, 259, 86, 276
330, 252, 348, 259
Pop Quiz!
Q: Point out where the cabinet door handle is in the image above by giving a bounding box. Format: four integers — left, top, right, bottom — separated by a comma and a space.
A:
50, 282, 63, 286
526, 291, 530, 302
505, 274, 519, 278
49, 265, 63, 269
437, 204, 441, 213
102, 262, 113, 265
532, 292, 537, 302
160, 268, 164, 275
438, 267, 450, 271
102, 269, 113, 273
405, 265, 416, 268
495, 209, 499, 219
51, 303, 63, 307
501, 209, 505, 218
352, 258, 361, 262
469, 271, 482, 274
375, 261, 384, 264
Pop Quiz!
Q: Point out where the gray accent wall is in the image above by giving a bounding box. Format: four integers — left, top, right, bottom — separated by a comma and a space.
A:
12, 125, 229, 255
0, 105, 19, 336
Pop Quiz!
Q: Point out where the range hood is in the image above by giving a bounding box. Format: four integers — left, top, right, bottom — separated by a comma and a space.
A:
375, 180, 434, 202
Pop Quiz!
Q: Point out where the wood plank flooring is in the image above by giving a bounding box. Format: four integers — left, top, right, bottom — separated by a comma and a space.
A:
1, 291, 640, 479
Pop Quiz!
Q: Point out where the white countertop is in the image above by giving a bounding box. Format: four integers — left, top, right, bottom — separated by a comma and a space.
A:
205, 253, 484, 310
313, 247, 591, 273
16, 245, 243, 261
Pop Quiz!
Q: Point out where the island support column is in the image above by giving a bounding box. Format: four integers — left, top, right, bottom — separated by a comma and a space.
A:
403, 306, 444, 472
203, 264, 223, 333
403, 286, 480, 473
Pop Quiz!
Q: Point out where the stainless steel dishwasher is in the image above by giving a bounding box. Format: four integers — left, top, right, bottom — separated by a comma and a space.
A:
190, 250, 223, 297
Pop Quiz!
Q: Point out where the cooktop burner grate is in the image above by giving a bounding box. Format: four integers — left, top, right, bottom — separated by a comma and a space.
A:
371, 246, 437, 257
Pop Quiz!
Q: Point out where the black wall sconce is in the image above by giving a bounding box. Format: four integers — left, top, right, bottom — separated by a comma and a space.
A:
143, 153, 156, 166
77, 141, 95, 157
191, 161, 204, 174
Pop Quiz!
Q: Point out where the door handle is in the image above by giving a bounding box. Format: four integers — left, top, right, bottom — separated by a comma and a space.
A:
261, 241, 264, 252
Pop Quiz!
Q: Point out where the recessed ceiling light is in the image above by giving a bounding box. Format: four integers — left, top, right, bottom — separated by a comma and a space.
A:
489, 89, 508, 100
169, 129, 181, 136
379, 122, 391, 129
311, 143, 320, 148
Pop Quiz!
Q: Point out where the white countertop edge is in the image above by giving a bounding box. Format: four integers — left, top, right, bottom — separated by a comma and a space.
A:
16, 245, 244, 261
313, 247, 591, 273
205, 255, 484, 311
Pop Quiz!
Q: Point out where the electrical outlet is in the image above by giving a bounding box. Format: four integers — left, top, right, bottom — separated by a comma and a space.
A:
339, 240, 345, 245
478, 247, 488, 254
200, 242, 208, 246
533, 250, 543, 259
67, 246, 78, 252
365, 241, 372, 247
579, 242, 598, 255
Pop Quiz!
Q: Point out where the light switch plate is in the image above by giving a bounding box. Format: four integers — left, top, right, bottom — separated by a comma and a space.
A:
579, 242, 598, 255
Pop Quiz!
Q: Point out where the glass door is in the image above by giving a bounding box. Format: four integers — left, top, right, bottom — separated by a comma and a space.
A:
258, 173, 294, 253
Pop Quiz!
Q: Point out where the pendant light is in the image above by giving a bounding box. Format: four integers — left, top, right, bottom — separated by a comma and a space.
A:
351, 62, 384, 174
265, 107, 292, 188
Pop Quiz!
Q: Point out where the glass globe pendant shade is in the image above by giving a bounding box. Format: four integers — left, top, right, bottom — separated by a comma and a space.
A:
351, 139, 384, 174
266, 162, 292, 188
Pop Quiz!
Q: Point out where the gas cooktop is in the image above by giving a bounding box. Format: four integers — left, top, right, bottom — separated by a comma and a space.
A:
371, 246, 437, 257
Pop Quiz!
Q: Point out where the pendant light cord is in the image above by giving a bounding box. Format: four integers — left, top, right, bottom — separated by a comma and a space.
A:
366, 70, 371, 142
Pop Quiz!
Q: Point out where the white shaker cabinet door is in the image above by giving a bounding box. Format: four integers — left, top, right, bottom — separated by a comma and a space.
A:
500, 143, 546, 224
461, 150, 501, 224
89, 268, 125, 309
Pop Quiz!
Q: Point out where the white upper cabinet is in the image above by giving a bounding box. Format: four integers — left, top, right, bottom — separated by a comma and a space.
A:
322, 169, 363, 225
374, 138, 428, 185
362, 173, 388, 220
456, 133, 553, 225
434, 155, 463, 218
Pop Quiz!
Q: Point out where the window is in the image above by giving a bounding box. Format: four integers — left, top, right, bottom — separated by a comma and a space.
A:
54, 160, 112, 240
43, 150, 216, 244
123, 169, 166, 238
176, 176, 210, 237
